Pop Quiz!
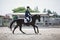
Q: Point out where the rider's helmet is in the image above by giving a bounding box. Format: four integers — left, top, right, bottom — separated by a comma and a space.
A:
27, 6, 30, 10
27, 6, 30, 8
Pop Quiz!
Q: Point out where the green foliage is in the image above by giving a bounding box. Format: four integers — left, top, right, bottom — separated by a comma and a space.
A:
47, 9, 52, 14
12, 7, 26, 13
12, 15, 18, 20
12, 7, 40, 13
43, 8, 46, 13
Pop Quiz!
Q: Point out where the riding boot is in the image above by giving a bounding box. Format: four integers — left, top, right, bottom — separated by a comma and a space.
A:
27, 19, 29, 23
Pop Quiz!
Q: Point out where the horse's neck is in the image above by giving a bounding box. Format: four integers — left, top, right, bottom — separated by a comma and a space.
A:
32, 18, 36, 23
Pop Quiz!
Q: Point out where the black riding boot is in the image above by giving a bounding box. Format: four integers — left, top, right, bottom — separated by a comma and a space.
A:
27, 19, 30, 23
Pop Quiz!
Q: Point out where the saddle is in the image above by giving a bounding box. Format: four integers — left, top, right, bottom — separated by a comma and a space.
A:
24, 17, 32, 23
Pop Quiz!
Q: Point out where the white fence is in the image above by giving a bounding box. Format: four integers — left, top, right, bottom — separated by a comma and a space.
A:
36, 17, 60, 25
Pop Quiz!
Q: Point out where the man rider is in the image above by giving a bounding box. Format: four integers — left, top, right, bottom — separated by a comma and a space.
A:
25, 6, 31, 23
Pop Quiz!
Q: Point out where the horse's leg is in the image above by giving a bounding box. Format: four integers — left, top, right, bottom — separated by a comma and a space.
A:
10, 22, 12, 31
35, 25, 39, 34
19, 25, 26, 34
10, 20, 15, 31
32, 24, 39, 34
12, 25, 18, 34
33, 26, 37, 34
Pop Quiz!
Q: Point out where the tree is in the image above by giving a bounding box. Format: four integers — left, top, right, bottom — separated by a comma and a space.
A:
53, 11, 58, 17
34, 6, 40, 13
12, 7, 26, 13
12, 7, 40, 13
47, 9, 52, 14
47, 9, 52, 17
43, 8, 46, 13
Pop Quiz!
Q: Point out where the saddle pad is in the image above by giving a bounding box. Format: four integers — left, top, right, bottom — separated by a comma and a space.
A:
24, 18, 27, 23
24, 18, 32, 23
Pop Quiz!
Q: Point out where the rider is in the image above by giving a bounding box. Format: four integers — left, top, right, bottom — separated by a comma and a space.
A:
25, 6, 31, 23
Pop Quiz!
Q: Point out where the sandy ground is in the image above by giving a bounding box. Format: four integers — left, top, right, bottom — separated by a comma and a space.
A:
0, 27, 60, 40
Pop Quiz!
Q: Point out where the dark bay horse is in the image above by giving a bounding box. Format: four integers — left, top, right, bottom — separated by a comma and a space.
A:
9, 15, 40, 34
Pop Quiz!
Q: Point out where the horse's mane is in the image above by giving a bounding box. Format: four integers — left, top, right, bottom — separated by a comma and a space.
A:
32, 14, 40, 18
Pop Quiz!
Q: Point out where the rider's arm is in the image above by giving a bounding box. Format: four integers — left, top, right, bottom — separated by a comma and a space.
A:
28, 11, 31, 16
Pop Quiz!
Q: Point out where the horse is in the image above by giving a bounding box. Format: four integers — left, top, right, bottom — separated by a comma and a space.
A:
9, 15, 41, 34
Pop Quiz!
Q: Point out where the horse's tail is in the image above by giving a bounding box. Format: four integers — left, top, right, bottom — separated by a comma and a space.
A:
9, 20, 16, 30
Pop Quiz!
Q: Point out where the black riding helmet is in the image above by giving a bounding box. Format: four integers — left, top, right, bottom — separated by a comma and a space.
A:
27, 6, 30, 8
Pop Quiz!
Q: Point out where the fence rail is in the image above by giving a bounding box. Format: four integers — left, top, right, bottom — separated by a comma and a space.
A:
0, 18, 60, 27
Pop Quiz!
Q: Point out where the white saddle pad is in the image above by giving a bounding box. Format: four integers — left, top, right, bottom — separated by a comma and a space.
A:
24, 17, 32, 23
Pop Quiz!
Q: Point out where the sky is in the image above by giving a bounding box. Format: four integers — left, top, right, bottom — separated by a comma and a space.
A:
0, 0, 60, 15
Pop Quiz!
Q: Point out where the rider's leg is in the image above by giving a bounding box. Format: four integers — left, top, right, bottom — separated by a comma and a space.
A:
29, 16, 31, 22
26, 17, 29, 22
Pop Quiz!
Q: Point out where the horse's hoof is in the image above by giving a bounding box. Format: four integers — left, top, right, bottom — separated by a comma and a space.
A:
38, 31, 39, 33
12, 31, 14, 34
12, 32, 14, 34
23, 33, 26, 34
35, 32, 38, 34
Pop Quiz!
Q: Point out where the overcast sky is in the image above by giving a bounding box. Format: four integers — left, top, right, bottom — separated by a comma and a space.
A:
0, 0, 60, 15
